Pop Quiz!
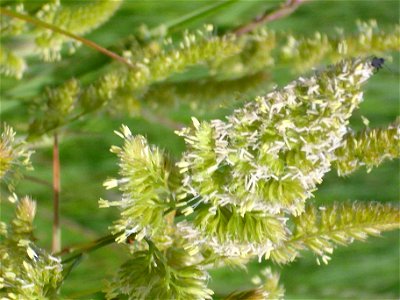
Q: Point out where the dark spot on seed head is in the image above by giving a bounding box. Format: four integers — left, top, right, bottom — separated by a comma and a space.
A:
371, 57, 385, 70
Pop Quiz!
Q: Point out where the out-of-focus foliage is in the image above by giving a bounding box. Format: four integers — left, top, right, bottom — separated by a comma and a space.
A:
281, 20, 400, 72
0, 0, 122, 78
28, 26, 243, 138
224, 268, 284, 300
143, 71, 270, 112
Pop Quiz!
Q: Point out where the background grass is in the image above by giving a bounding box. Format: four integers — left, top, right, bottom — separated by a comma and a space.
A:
1, 1, 399, 299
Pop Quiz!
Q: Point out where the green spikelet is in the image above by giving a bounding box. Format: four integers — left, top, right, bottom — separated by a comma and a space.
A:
177, 58, 376, 218
175, 58, 379, 260
0, 46, 27, 79
210, 28, 276, 78
143, 71, 270, 112
29, 79, 79, 138
269, 202, 400, 264
179, 205, 288, 260
28, 27, 242, 137
0, 0, 122, 78
334, 119, 400, 176
282, 20, 400, 72
100, 125, 178, 243
35, 0, 123, 61
0, 196, 63, 299
110, 26, 241, 113
0, 3, 29, 79
0, 4, 27, 37
0, 124, 33, 191
104, 240, 213, 300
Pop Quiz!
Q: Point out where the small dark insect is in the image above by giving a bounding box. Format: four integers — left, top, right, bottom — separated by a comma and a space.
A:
371, 57, 385, 70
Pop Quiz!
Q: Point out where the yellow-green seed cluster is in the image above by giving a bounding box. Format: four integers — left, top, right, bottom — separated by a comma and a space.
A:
0, 197, 63, 300
0, 124, 33, 191
176, 58, 375, 257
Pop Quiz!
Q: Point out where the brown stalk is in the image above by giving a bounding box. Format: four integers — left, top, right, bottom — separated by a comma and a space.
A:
0, 7, 134, 69
52, 132, 61, 253
233, 0, 310, 36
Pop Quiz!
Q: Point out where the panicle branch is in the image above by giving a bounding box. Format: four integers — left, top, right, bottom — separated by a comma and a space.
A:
0, 0, 123, 77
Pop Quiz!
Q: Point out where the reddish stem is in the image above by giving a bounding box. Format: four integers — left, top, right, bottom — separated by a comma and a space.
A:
0, 7, 134, 69
233, 0, 309, 36
52, 133, 61, 253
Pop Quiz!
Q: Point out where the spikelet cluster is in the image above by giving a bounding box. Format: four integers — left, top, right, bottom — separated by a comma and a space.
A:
176, 58, 376, 258
102, 58, 399, 298
282, 20, 400, 72
109, 25, 241, 114
0, 124, 33, 191
104, 239, 213, 300
24, 21, 399, 139
28, 27, 242, 138
143, 71, 270, 112
141, 21, 398, 112
35, 0, 123, 61
0, 46, 27, 79
29, 79, 79, 137
0, 0, 122, 78
269, 202, 400, 264
0, 197, 63, 299
334, 119, 400, 175
210, 28, 276, 78
0, 2, 28, 78
100, 125, 177, 243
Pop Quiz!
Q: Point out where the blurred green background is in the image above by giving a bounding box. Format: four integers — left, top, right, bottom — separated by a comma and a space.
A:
1, 1, 399, 299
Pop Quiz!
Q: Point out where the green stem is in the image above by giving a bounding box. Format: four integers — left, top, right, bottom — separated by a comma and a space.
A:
67, 287, 104, 299
62, 253, 83, 281
58, 205, 179, 264
60, 232, 123, 264
27, 111, 87, 141
0, 7, 134, 69
24, 175, 52, 188
149, 0, 240, 36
